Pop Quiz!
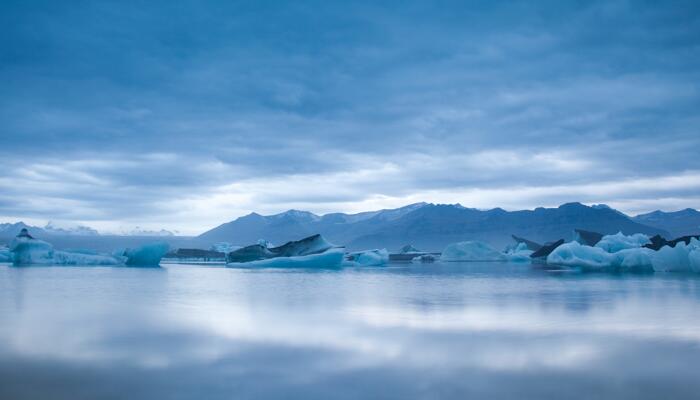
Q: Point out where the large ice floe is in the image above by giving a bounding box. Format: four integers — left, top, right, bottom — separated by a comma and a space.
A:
547, 232, 700, 273
226, 234, 344, 268
8, 228, 168, 266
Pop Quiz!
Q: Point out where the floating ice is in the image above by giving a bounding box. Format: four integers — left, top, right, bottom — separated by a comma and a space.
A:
347, 249, 389, 266
546, 240, 693, 273
652, 239, 700, 272
8, 228, 167, 266
503, 242, 534, 263
441, 241, 505, 262
226, 234, 344, 268
595, 232, 650, 253
227, 234, 337, 263
227, 248, 345, 268
121, 242, 170, 266
10, 233, 122, 266
0, 247, 11, 262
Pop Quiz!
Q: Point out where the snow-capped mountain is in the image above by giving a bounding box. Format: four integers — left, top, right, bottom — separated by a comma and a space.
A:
199, 202, 669, 251
633, 208, 700, 237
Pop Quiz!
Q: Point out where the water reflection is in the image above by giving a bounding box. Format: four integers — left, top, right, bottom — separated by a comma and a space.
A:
1, 262, 699, 399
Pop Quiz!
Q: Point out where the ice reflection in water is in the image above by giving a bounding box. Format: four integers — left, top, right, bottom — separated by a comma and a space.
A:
1, 262, 700, 399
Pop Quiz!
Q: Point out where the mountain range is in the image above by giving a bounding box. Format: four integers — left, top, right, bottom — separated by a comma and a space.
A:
199, 202, 695, 251
632, 208, 700, 237
3, 203, 697, 252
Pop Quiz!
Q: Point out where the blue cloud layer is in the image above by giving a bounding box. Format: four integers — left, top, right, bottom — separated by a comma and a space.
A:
1, 1, 699, 233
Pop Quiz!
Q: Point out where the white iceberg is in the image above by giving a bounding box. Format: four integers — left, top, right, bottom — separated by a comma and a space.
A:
347, 249, 389, 266
441, 241, 505, 262
595, 232, 650, 253
227, 248, 345, 268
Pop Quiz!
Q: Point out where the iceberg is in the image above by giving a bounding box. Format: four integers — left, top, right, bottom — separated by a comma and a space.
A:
8, 228, 168, 266
503, 242, 534, 263
227, 248, 344, 269
10, 231, 122, 266
595, 232, 650, 253
347, 249, 389, 266
440, 241, 505, 262
226, 234, 344, 268
546, 241, 655, 272
121, 242, 170, 266
652, 239, 700, 272
0, 247, 12, 262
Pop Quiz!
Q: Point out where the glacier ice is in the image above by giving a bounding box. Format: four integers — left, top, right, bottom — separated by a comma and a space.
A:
10, 234, 122, 266
441, 241, 505, 262
8, 229, 168, 266
347, 249, 389, 266
0, 247, 12, 262
502, 242, 534, 263
546, 241, 655, 272
227, 248, 345, 268
595, 232, 650, 253
226, 234, 344, 268
547, 237, 700, 273
120, 242, 170, 266
227, 234, 338, 263
652, 239, 700, 272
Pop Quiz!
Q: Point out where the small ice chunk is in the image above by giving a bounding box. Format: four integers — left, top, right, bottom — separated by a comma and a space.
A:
441, 241, 505, 262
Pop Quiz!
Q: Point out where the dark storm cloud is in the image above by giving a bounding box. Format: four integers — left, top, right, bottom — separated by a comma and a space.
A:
1, 0, 699, 232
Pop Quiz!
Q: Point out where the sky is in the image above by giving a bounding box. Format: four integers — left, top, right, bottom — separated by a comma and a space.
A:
1, 0, 699, 235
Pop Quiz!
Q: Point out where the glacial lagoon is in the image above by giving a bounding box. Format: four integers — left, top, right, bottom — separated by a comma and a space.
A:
1, 261, 700, 399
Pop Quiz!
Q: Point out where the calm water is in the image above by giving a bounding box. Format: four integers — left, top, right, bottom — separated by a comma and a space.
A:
1, 261, 700, 399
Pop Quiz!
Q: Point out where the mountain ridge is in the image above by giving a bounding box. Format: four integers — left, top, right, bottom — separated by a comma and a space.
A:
199, 202, 674, 251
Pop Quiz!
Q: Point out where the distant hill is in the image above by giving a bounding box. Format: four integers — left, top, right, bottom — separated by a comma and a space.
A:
633, 209, 700, 237
199, 202, 669, 251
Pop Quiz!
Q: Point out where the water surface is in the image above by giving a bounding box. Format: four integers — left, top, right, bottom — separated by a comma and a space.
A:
1, 262, 699, 399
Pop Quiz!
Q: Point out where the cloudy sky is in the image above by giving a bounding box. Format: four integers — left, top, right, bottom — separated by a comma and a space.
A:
1, 0, 699, 234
